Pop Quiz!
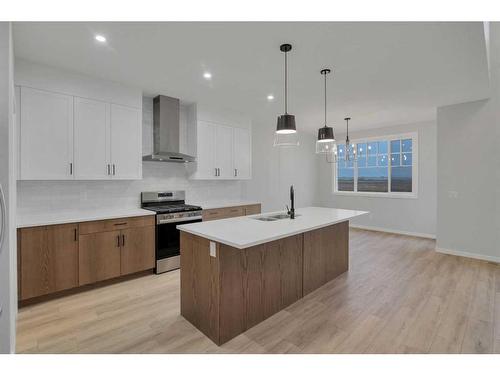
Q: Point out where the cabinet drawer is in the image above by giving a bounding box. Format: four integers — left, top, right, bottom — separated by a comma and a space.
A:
202, 206, 246, 221
79, 215, 155, 234
202, 209, 226, 221
244, 204, 261, 216
224, 206, 245, 218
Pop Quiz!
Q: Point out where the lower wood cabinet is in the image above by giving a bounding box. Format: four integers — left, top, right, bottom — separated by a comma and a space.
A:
79, 230, 122, 285
202, 203, 261, 221
19, 223, 79, 300
18, 215, 155, 301
120, 226, 155, 275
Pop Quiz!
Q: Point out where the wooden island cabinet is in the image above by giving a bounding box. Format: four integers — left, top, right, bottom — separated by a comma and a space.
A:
177, 207, 366, 346
18, 215, 155, 302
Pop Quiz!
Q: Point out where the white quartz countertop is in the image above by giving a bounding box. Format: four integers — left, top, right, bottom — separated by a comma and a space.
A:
187, 200, 261, 210
177, 206, 368, 249
17, 208, 155, 228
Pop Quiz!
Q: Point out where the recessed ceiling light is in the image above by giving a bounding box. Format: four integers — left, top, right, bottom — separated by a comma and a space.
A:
267, 94, 275, 101
95, 35, 106, 43
203, 72, 212, 80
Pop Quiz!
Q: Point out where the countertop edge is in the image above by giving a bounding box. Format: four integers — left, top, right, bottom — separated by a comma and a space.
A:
188, 201, 261, 210
178, 211, 368, 249
17, 209, 156, 229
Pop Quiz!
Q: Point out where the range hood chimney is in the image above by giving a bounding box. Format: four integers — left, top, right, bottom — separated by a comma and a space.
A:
142, 95, 196, 163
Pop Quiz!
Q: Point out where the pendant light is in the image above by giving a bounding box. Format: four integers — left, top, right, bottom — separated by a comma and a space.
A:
316, 68, 337, 157
343, 117, 357, 162
274, 43, 299, 147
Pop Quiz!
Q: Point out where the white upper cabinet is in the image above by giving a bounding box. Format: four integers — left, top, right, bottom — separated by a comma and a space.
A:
215, 124, 234, 179
110, 104, 142, 179
190, 120, 252, 180
232, 127, 251, 179
74, 97, 110, 179
20, 87, 74, 180
16, 61, 143, 181
194, 120, 217, 179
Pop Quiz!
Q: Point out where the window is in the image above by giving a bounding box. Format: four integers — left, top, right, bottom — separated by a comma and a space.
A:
333, 133, 417, 197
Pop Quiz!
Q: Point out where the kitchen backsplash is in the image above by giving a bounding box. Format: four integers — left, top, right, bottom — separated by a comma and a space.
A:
17, 97, 243, 214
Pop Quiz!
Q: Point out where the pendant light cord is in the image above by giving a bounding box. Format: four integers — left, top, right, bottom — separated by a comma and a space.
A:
284, 51, 288, 114
324, 73, 327, 127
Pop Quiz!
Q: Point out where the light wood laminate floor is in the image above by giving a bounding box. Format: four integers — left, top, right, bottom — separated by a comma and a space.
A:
17, 229, 500, 354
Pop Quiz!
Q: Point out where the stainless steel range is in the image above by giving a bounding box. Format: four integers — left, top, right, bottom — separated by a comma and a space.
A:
141, 191, 202, 273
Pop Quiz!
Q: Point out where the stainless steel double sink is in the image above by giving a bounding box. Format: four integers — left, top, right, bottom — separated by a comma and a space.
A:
252, 213, 300, 222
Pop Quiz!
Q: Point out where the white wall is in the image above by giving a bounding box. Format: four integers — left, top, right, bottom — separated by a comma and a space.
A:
436, 100, 497, 260
15, 59, 142, 108
0, 22, 16, 354
317, 121, 437, 238
242, 120, 320, 212
435, 22, 500, 262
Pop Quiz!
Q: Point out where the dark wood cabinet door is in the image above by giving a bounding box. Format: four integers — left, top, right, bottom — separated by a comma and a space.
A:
47, 224, 79, 292
20, 224, 78, 299
20, 226, 48, 299
79, 230, 121, 285
120, 226, 155, 275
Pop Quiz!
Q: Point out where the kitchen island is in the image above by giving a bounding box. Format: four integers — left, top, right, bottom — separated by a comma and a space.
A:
177, 206, 368, 345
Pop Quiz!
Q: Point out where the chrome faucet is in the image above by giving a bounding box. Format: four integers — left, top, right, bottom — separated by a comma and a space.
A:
286, 185, 295, 219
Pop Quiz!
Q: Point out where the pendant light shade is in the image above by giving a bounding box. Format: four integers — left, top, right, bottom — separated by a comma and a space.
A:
276, 114, 297, 134
274, 43, 299, 146
316, 69, 336, 155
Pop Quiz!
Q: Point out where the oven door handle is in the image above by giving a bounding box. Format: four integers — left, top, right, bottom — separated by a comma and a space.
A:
157, 215, 203, 225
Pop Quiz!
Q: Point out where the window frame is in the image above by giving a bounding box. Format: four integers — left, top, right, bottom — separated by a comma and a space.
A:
332, 132, 418, 199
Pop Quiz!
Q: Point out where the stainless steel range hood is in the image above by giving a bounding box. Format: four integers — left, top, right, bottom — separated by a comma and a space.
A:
142, 95, 196, 163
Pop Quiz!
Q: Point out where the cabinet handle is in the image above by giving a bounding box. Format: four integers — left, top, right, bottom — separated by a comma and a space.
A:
113, 164, 116, 176
70, 162, 73, 175
74, 228, 77, 241
107, 164, 110, 175
234, 168, 237, 177
114, 222, 127, 226
122, 234, 125, 247
214, 168, 217, 177
117, 235, 120, 247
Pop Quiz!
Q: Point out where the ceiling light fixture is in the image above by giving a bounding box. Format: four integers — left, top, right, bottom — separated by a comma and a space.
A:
316, 69, 337, 158
274, 43, 299, 147
267, 94, 275, 101
95, 35, 106, 43
203, 72, 212, 80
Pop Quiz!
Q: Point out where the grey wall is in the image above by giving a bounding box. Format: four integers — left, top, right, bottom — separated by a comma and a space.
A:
435, 22, 500, 262
436, 100, 497, 260
0, 22, 16, 354
318, 121, 437, 237
242, 121, 320, 212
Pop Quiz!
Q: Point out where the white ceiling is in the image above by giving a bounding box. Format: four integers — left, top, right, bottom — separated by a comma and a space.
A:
13, 22, 490, 133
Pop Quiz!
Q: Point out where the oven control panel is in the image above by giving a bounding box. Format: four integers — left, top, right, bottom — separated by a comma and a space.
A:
157, 211, 203, 224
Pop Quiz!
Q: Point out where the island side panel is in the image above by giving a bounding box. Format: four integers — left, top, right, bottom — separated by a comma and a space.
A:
218, 234, 304, 344
303, 221, 349, 296
245, 240, 281, 329
180, 232, 220, 344
218, 243, 247, 345
279, 234, 303, 308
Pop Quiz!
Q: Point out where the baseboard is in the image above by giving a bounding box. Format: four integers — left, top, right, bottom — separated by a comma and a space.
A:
435, 247, 500, 264
349, 224, 436, 239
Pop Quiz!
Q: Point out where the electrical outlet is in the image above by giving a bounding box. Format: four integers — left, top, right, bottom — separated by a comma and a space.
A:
209, 242, 216, 257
